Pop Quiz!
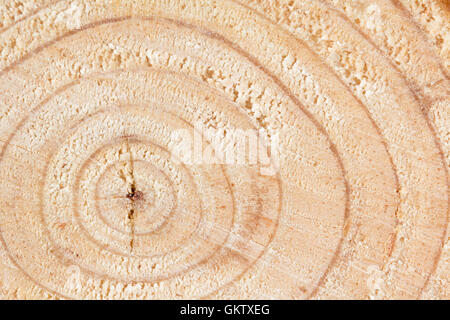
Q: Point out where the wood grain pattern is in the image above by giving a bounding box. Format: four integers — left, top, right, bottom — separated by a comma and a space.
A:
0, 0, 448, 299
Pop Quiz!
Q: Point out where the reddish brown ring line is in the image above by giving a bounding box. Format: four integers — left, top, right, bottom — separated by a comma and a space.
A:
230, 0, 402, 297
0, 0, 447, 82
94, 160, 178, 236
0, 82, 80, 299
71, 134, 204, 260
314, 0, 449, 298
42, 106, 239, 284
44, 102, 273, 289
230, 0, 448, 298
0, 17, 342, 298
137, 17, 346, 299
0, 60, 283, 297
0, 79, 232, 297
1, 0, 448, 298
0, 17, 325, 298
75, 138, 190, 256
54, 102, 231, 261
0, 75, 272, 296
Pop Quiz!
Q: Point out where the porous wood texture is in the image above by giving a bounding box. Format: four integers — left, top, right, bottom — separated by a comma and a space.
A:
0, 0, 448, 300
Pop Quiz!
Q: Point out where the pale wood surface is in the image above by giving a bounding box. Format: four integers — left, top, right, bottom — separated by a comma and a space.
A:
0, 0, 448, 299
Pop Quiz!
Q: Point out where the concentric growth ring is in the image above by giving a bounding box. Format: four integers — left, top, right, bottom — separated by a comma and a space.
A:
0, 0, 447, 299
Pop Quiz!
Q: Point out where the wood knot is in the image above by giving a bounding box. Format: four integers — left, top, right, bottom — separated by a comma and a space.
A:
126, 190, 144, 201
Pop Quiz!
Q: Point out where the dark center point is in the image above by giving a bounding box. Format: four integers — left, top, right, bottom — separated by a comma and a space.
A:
126, 190, 144, 201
